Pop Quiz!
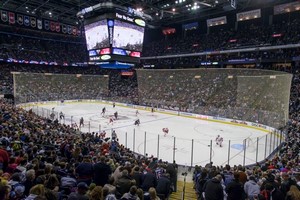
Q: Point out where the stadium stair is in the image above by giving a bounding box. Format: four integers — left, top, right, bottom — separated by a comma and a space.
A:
169, 181, 198, 200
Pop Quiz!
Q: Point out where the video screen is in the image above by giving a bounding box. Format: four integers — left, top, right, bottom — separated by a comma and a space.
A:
113, 20, 145, 52
85, 20, 109, 50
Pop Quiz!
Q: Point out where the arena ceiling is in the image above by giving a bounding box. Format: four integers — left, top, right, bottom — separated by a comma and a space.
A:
0, 0, 294, 26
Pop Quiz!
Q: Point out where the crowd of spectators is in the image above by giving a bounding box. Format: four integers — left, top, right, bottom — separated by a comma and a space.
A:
0, 63, 137, 103
142, 18, 300, 57
0, 68, 299, 200
0, 24, 87, 64
14, 73, 109, 104
0, 62, 294, 128
0, 99, 179, 200
0, 9, 299, 200
136, 68, 291, 128
191, 69, 300, 200
141, 48, 300, 68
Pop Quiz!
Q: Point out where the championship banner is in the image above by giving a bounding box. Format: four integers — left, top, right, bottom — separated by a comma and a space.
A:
55, 22, 60, 32
62, 24, 67, 33
72, 26, 77, 35
17, 14, 23, 25
24, 16, 30, 26
67, 25, 72, 34
37, 19, 42, 29
44, 20, 49, 30
274, 2, 300, 15
237, 9, 261, 21
207, 16, 227, 27
8, 12, 15, 24
30, 17, 36, 28
1, 10, 8, 22
50, 21, 55, 31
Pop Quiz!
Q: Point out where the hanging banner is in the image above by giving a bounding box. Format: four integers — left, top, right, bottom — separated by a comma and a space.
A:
17, 14, 23, 25
72, 26, 77, 35
237, 9, 261, 21
37, 19, 42, 29
55, 22, 60, 32
207, 16, 227, 27
30, 17, 36, 28
8, 12, 15, 24
67, 25, 72, 34
50, 21, 55, 31
62, 24, 67, 33
24, 16, 30, 26
1, 10, 8, 22
44, 20, 49, 30
274, 2, 300, 15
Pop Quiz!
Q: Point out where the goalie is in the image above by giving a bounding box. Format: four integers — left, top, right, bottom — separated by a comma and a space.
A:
162, 128, 169, 137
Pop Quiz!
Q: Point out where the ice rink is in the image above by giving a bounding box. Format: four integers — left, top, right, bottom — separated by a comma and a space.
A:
31, 102, 274, 167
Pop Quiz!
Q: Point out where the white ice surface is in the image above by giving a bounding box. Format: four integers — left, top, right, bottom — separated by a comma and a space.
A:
35, 102, 273, 167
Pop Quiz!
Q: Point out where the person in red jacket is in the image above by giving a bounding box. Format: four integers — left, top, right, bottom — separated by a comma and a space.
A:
0, 146, 9, 172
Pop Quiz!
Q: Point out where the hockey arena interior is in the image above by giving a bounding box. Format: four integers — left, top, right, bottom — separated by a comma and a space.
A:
0, 0, 300, 200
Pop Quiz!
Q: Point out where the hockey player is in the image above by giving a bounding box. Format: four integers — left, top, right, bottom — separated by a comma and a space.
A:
108, 117, 114, 125
59, 112, 64, 120
135, 109, 140, 116
162, 128, 169, 137
112, 130, 117, 141
100, 131, 106, 139
114, 111, 118, 120
215, 135, 221, 145
151, 107, 154, 113
50, 112, 55, 121
134, 119, 140, 126
218, 137, 224, 147
79, 117, 84, 127
101, 107, 106, 116
113, 102, 116, 108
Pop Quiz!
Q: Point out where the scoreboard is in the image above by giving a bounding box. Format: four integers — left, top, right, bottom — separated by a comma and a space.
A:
84, 12, 145, 64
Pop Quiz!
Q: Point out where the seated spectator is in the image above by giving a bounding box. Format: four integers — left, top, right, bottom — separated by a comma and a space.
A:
89, 186, 103, 200
116, 170, 135, 199
155, 173, 171, 200
121, 185, 140, 200
103, 186, 117, 200
244, 176, 260, 200
203, 174, 224, 200
144, 187, 160, 200
285, 185, 300, 200
67, 182, 89, 200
